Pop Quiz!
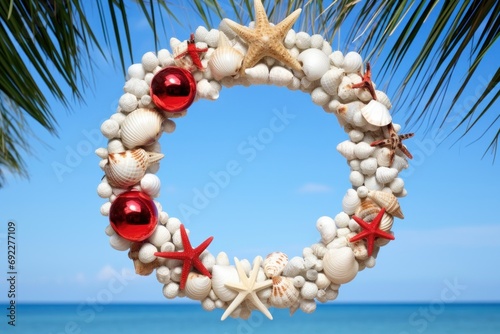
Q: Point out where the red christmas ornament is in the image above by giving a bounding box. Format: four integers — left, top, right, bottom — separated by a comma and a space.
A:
150, 66, 197, 112
109, 191, 158, 242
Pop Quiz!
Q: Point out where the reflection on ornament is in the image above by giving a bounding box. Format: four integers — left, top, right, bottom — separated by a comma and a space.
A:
109, 190, 158, 242
150, 66, 196, 112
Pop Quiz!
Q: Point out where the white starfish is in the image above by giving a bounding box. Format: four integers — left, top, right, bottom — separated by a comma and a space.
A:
221, 256, 273, 321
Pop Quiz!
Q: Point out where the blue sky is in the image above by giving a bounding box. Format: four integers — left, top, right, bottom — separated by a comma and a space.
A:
0, 1, 499, 305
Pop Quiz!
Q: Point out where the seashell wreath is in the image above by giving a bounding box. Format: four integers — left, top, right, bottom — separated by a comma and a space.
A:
96, 0, 414, 321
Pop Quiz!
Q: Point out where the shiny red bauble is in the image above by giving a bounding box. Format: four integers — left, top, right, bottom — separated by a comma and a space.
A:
109, 191, 158, 242
150, 66, 197, 112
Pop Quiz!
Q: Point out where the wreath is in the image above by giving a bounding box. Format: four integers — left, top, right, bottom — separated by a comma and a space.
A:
96, 0, 413, 320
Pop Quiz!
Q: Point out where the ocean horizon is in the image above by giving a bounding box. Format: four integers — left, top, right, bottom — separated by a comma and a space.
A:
2, 302, 499, 333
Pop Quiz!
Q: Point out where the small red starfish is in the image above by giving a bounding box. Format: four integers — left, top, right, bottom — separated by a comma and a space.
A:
174, 33, 207, 71
370, 123, 414, 165
154, 224, 213, 290
351, 62, 377, 100
349, 207, 395, 257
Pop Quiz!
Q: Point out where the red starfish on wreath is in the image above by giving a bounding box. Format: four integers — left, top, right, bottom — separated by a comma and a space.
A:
351, 62, 377, 100
349, 207, 395, 257
174, 33, 208, 71
154, 224, 213, 289
371, 123, 414, 165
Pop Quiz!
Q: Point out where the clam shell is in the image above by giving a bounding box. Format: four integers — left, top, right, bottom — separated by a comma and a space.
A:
269, 66, 294, 86
297, 48, 330, 81
104, 149, 164, 188
211, 265, 239, 301
342, 51, 363, 73
323, 247, 359, 284
121, 108, 164, 149
367, 190, 404, 219
361, 100, 392, 126
208, 33, 244, 80
375, 167, 399, 184
184, 272, 212, 301
320, 67, 344, 95
263, 252, 288, 278
342, 189, 361, 215
316, 216, 337, 244
268, 276, 300, 308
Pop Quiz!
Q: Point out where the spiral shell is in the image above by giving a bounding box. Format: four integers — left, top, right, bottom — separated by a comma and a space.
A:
375, 167, 399, 184
320, 67, 344, 95
244, 63, 269, 84
208, 32, 244, 80
323, 247, 359, 284
211, 265, 239, 301
367, 190, 404, 219
184, 272, 212, 301
316, 216, 337, 244
120, 108, 164, 149
361, 100, 392, 127
269, 66, 294, 86
263, 252, 288, 278
336, 140, 357, 160
342, 189, 361, 215
268, 276, 300, 308
104, 149, 164, 188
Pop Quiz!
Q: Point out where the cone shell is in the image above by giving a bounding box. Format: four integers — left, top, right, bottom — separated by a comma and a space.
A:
323, 247, 359, 284
104, 149, 164, 188
121, 108, 164, 149
211, 265, 239, 301
184, 272, 212, 301
361, 100, 392, 127
342, 189, 361, 215
368, 190, 404, 219
263, 252, 288, 278
208, 33, 244, 80
268, 276, 300, 308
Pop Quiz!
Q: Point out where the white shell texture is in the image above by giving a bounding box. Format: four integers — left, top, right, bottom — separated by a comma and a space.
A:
311, 87, 330, 106
263, 252, 289, 278
119, 93, 138, 113
390, 177, 405, 194
320, 67, 344, 95
120, 108, 164, 149
342, 51, 363, 73
184, 272, 212, 301
375, 90, 392, 109
361, 100, 392, 126
211, 265, 239, 301
244, 63, 269, 84
323, 247, 359, 284
148, 225, 171, 248
124, 78, 150, 98
336, 140, 357, 160
360, 157, 378, 175
316, 216, 337, 244
354, 142, 376, 160
368, 190, 404, 219
342, 189, 361, 215
268, 276, 300, 308
104, 148, 164, 188
269, 66, 294, 87
330, 50, 344, 67
349, 170, 364, 187
282, 256, 306, 277
297, 48, 330, 81
375, 167, 399, 184
128, 63, 145, 80
140, 173, 161, 197
141, 52, 159, 72
208, 34, 244, 80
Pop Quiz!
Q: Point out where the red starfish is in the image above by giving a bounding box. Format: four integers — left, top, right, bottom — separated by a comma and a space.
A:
370, 123, 414, 165
349, 207, 395, 257
351, 62, 377, 100
174, 33, 207, 71
154, 224, 213, 290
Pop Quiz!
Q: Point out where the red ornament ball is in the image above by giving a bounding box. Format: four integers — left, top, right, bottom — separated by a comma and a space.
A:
109, 191, 158, 242
150, 66, 197, 112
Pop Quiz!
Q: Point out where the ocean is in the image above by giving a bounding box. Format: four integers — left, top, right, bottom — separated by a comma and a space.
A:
2, 303, 499, 334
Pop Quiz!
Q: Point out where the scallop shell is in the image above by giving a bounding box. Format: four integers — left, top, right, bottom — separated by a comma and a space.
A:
104, 148, 164, 188
323, 247, 359, 284
120, 108, 164, 149
268, 276, 300, 308
211, 265, 239, 301
263, 252, 288, 278
342, 189, 361, 215
208, 32, 244, 80
269, 66, 294, 86
367, 190, 404, 219
184, 272, 212, 301
320, 67, 344, 95
342, 51, 363, 73
361, 100, 392, 126
297, 48, 330, 81
316, 216, 337, 244
375, 167, 399, 184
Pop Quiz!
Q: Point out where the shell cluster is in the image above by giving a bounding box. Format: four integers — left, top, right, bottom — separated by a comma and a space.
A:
97, 18, 410, 320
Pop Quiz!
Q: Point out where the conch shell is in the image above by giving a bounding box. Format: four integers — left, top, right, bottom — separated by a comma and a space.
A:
263, 252, 288, 278
367, 190, 404, 219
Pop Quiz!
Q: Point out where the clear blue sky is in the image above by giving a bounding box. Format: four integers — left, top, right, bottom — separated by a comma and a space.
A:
0, 2, 499, 304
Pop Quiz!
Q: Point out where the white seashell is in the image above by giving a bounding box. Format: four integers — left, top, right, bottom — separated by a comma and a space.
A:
310, 34, 324, 49
169, 37, 182, 51
375, 147, 392, 167
163, 119, 176, 134
141, 52, 159, 72
123, 78, 149, 98
301, 281, 319, 300
269, 66, 294, 86
364, 175, 383, 190
311, 87, 330, 106
268, 276, 300, 308
355, 142, 376, 160
165, 217, 181, 235
299, 76, 315, 92
156, 266, 170, 284
311, 243, 328, 258
375, 167, 399, 184
119, 93, 139, 113
163, 282, 179, 299
355, 199, 380, 222
342, 51, 363, 73
379, 212, 394, 231
148, 225, 170, 247
282, 256, 305, 277
194, 26, 209, 43
337, 75, 357, 102
287, 76, 301, 90
342, 189, 361, 215
244, 63, 269, 84
299, 299, 317, 314
350, 239, 369, 260
375, 90, 392, 109
104, 148, 164, 188
211, 265, 239, 302
157, 49, 173, 67
361, 100, 392, 126
208, 32, 244, 80
284, 29, 296, 48
205, 29, 220, 47
105, 224, 115, 236
196, 79, 220, 100
100, 119, 120, 139
201, 252, 216, 273
357, 185, 369, 198
263, 252, 288, 278
360, 157, 378, 175
349, 170, 364, 187
392, 154, 409, 172
97, 182, 113, 198
138, 243, 157, 263
295, 31, 311, 49
322, 41, 333, 56
215, 251, 230, 266
336, 101, 364, 125
293, 275, 306, 288
390, 177, 405, 194
334, 212, 350, 228
120, 108, 164, 149
316, 273, 330, 290
316, 216, 337, 244
140, 172, 161, 196
95, 147, 109, 159
336, 140, 357, 160
320, 67, 344, 95
327, 237, 348, 249
109, 234, 132, 251
323, 98, 341, 114
140, 95, 152, 108
201, 298, 215, 312
323, 247, 359, 284
184, 272, 212, 301
330, 50, 344, 67
159, 211, 169, 225
110, 112, 126, 126
128, 63, 145, 80
367, 190, 404, 219
298, 48, 330, 81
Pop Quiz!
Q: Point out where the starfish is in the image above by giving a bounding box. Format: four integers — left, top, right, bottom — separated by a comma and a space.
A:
154, 224, 213, 290
223, 0, 302, 75
370, 123, 414, 165
174, 33, 208, 71
349, 207, 395, 257
351, 62, 377, 100
221, 256, 273, 321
